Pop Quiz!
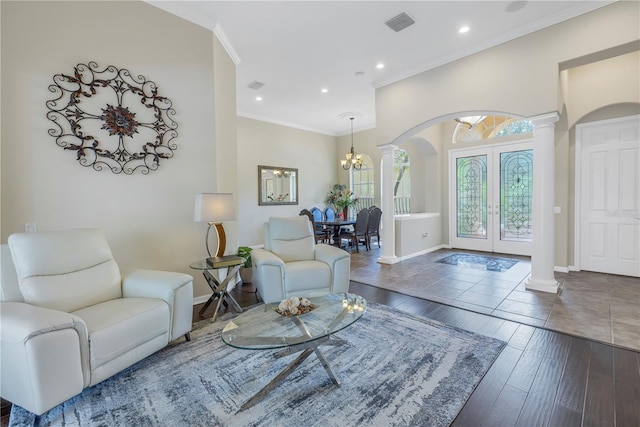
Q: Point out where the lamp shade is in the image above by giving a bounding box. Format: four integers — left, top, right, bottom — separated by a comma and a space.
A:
194, 193, 235, 223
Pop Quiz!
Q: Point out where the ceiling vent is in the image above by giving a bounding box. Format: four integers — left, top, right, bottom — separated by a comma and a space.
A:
247, 81, 264, 90
385, 12, 416, 32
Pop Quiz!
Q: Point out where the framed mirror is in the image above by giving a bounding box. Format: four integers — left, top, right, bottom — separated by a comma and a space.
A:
258, 165, 298, 206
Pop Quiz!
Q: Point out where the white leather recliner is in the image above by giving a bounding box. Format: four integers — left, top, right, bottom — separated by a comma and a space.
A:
252, 216, 350, 303
0, 228, 194, 416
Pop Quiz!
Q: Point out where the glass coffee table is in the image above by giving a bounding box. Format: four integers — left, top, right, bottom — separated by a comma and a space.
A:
221, 293, 367, 411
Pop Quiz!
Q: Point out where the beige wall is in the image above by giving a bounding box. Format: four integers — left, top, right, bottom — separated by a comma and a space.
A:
375, 1, 639, 146
565, 51, 640, 128
213, 35, 239, 257
236, 117, 338, 246
0, 1, 234, 298
3, 0, 638, 299
372, 1, 639, 269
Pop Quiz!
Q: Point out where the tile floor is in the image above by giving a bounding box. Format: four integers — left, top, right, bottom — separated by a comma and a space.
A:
349, 246, 640, 351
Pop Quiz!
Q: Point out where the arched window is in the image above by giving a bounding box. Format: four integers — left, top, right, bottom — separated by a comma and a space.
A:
393, 149, 411, 214
453, 116, 533, 143
352, 154, 374, 211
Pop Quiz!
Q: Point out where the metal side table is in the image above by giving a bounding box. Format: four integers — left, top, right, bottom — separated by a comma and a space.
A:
189, 255, 244, 322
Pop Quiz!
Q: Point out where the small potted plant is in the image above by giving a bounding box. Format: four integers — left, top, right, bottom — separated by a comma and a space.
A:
237, 246, 253, 284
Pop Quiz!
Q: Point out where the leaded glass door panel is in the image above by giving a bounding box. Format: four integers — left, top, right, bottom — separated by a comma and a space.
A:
450, 148, 493, 252
493, 145, 533, 255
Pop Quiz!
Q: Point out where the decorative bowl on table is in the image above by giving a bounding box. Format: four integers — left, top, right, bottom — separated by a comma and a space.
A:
274, 296, 315, 316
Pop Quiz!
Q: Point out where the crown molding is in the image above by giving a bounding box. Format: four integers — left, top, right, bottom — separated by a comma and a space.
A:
238, 112, 338, 136
214, 24, 241, 66
237, 112, 375, 137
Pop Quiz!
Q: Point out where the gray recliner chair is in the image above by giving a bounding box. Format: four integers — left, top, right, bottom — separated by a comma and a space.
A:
251, 216, 350, 303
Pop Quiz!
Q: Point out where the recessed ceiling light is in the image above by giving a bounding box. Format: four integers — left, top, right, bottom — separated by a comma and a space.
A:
256, 96, 262, 101
459, 26, 470, 34
376, 63, 384, 69
321, 88, 328, 93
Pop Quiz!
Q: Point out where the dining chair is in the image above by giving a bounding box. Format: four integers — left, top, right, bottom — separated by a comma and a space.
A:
310, 206, 324, 223
324, 206, 347, 236
299, 209, 330, 244
310, 206, 331, 239
367, 206, 382, 249
338, 208, 369, 252
324, 207, 336, 222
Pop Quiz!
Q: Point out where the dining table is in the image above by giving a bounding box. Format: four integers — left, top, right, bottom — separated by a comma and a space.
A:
316, 218, 356, 248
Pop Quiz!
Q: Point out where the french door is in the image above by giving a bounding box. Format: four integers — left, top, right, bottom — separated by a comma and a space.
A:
449, 141, 533, 256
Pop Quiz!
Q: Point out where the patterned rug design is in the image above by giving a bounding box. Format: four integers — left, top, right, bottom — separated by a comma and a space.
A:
436, 253, 518, 272
10, 303, 505, 427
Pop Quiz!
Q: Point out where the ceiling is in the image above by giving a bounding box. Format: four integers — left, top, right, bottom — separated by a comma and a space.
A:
148, 1, 612, 136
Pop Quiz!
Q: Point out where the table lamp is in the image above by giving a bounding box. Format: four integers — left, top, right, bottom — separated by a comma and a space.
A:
194, 193, 236, 257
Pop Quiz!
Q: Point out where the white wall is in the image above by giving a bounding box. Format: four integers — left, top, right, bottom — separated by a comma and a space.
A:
395, 213, 441, 258
0, 1, 234, 298
236, 117, 338, 246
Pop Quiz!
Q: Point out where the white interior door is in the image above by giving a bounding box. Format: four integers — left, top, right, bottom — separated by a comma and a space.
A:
450, 141, 533, 256
578, 115, 640, 277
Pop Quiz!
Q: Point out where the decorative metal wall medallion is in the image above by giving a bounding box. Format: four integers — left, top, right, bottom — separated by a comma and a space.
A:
46, 62, 178, 174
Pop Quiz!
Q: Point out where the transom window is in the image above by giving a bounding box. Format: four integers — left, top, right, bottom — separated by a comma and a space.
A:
453, 116, 533, 144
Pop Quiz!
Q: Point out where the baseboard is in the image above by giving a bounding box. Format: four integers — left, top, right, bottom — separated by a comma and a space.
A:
193, 294, 212, 306
396, 244, 448, 262
191, 276, 243, 306
554, 266, 570, 273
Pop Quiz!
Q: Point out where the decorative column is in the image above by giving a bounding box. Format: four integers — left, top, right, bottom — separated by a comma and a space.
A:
526, 112, 560, 293
378, 144, 400, 264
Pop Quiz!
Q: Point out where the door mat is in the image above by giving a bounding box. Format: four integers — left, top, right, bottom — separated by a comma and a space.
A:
436, 253, 518, 272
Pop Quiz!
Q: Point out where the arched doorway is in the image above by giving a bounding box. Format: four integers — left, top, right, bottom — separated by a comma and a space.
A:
448, 115, 535, 256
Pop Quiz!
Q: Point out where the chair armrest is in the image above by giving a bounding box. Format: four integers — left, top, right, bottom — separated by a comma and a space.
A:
314, 244, 351, 294
314, 243, 350, 265
0, 302, 88, 415
122, 270, 194, 341
251, 248, 286, 269
251, 249, 286, 303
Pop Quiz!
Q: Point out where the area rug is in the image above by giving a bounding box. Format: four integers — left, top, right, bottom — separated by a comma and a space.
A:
436, 253, 518, 272
10, 303, 505, 427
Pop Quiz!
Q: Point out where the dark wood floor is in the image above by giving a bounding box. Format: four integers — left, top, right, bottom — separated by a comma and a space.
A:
3, 281, 638, 426
198, 281, 640, 427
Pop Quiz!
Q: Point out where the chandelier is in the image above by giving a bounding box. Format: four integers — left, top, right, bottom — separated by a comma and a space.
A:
341, 117, 363, 170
